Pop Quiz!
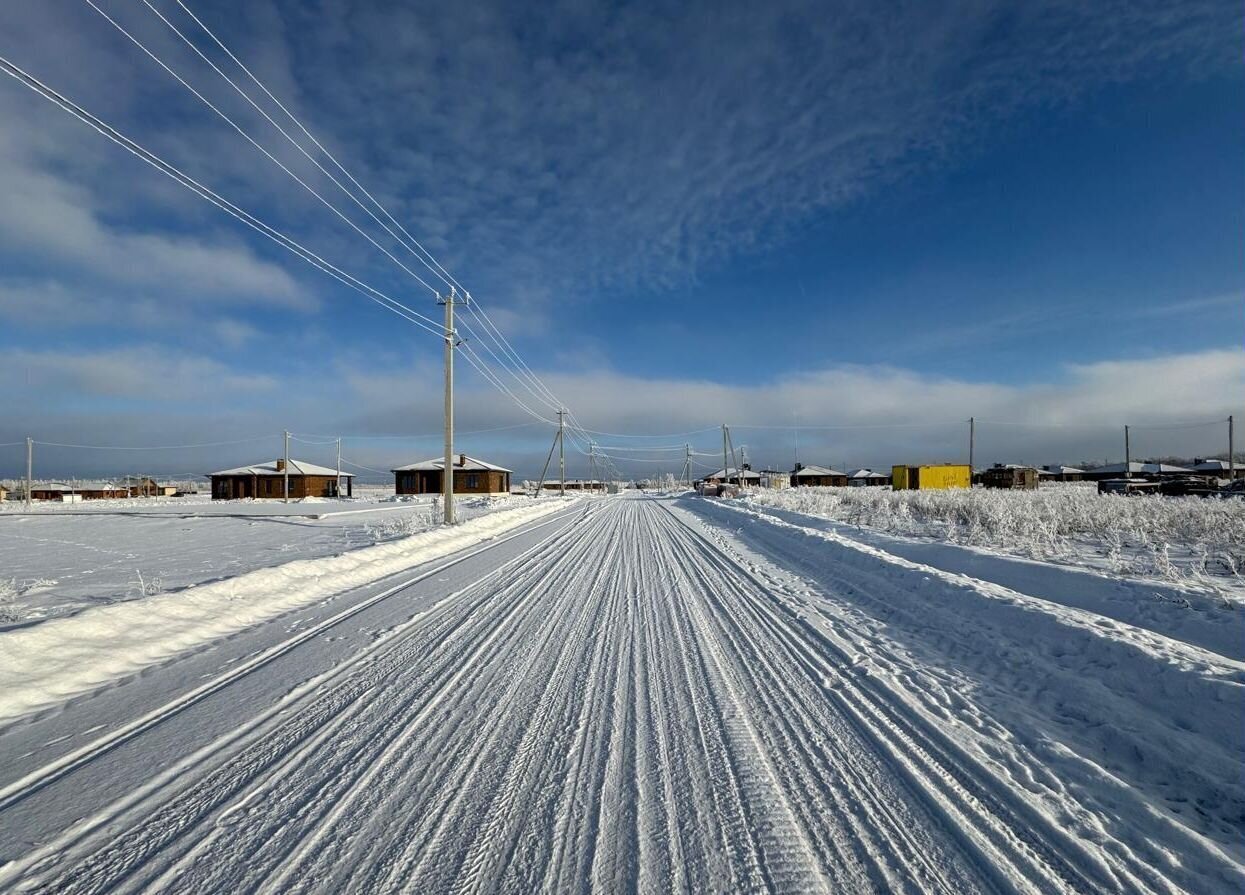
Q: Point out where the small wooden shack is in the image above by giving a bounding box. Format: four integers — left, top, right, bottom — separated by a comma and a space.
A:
209, 459, 353, 500
0, 484, 9, 501
892, 464, 971, 491
982, 464, 1038, 490
790, 464, 848, 487
393, 454, 511, 495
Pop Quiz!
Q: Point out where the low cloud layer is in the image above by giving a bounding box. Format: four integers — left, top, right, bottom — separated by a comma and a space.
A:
2, 346, 1239, 480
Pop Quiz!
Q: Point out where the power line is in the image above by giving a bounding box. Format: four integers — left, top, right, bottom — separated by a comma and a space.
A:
170, 0, 465, 296
147, 0, 590, 439
32, 436, 276, 450
85, 0, 444, 299
0, 54, 445, 339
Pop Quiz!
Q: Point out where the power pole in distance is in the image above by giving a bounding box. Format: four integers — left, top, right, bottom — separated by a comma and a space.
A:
25, 437, 32, 510
283, 429, 290, 503
968, 417, 975, 476
336, 437, 343, 499
1124, 424, 1131, 478
558, 409, 566, 496
1229, 415, 1235, 481
440, 288, 466, 524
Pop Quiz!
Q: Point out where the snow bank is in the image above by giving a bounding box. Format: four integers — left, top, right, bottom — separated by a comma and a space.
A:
0, 498, 574, 724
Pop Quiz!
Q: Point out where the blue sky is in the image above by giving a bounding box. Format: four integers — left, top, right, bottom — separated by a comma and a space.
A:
0, 0, 1241, 479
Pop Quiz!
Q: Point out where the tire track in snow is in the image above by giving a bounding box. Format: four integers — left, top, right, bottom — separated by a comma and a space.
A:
2, 494, 1184, 893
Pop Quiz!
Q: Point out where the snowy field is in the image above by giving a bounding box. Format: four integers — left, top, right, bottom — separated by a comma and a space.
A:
0, 489, 536, 627
741, 483, 1245, 604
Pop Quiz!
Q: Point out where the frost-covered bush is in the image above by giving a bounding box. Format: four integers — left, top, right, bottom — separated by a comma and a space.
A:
743, 485, 1245, 590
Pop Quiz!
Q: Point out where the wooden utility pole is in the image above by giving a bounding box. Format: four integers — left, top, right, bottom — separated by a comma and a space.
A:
440, 288, 463, 524
683, 443, 691, 489
1230, 415, 1236, 481
968, 417, 975, 474
25, 437, 32, 510
722, 424, 728, 486
283, 430, 290, 503
558, 409, 566, 496
336, 438, 342, 499
1124, 424, 1131, 478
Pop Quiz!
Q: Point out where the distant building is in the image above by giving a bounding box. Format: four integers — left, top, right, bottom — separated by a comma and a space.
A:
208, 459, 354, 500
1040, 465, 1086, 482
892, 464, 971, 490
790, 464, 848, 487
847, 468, 890, 487
1084, 462, 1193, 481
393, 454, 512, 495
29, 481, 129, 501
540, 479, 606, 491
1191, 458, 1244, 479
759, 470, 791, 489
126, 477, 160, 498
0, 484, 9, 501
981, 464, 1038, 490
699, 467, 762, 487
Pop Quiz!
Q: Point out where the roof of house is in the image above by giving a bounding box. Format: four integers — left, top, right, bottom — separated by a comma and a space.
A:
1042, 465, 1086, 474
32, 481, 126, 492
847, 468, 888, 479
208, 459, 355, 478
391, 455, 512, 473
1086, 462, 1193, 475
792, 465, 847, 477
702, 467, 762, 480
1193, 459, 1234, 472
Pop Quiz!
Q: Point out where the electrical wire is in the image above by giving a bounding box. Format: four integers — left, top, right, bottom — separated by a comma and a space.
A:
32, 436, 277, 450
0, 55, 446, 339
147, 0, 587, 434
171, 0, 466, 295
84, 0, 445, 299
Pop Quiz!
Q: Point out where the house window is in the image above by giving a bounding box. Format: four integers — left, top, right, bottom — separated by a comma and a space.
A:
466, 474, 479, 489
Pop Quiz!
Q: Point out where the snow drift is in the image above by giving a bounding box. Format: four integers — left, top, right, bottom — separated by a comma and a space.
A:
0, 498, 575, 724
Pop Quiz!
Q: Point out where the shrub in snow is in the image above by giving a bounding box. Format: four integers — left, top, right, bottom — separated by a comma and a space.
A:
743, 485, 1245, 593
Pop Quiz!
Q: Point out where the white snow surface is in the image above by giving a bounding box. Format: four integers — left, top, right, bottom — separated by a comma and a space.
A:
0, 492, 518, 626
0, 492, 1240, 893
0, 497, 573, 723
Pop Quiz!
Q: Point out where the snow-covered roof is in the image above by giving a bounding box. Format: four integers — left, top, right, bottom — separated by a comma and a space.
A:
847, 468, 888, 479
208, 459, 354, 477
702, 467, 762, 480
1041, 465, 1085, 475
792, 465, 847, 477
1086, 462, 1193, 475
391, 455, 512, 473
1193, 459, 1234, 472
32, 481, 126, 491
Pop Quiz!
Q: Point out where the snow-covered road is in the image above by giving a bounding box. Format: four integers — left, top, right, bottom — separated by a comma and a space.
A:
0, 494, 1239, 893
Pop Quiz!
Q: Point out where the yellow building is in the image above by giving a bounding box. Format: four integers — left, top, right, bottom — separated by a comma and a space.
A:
892, 464, 972, 490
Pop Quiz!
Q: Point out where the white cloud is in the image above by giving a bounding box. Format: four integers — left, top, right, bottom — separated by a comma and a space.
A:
1, 346, 1237, 475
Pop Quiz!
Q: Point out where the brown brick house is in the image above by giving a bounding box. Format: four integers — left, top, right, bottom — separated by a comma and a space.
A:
208, 459, 353, 500
392, 454, 511, 496
790, 464, 848, 487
